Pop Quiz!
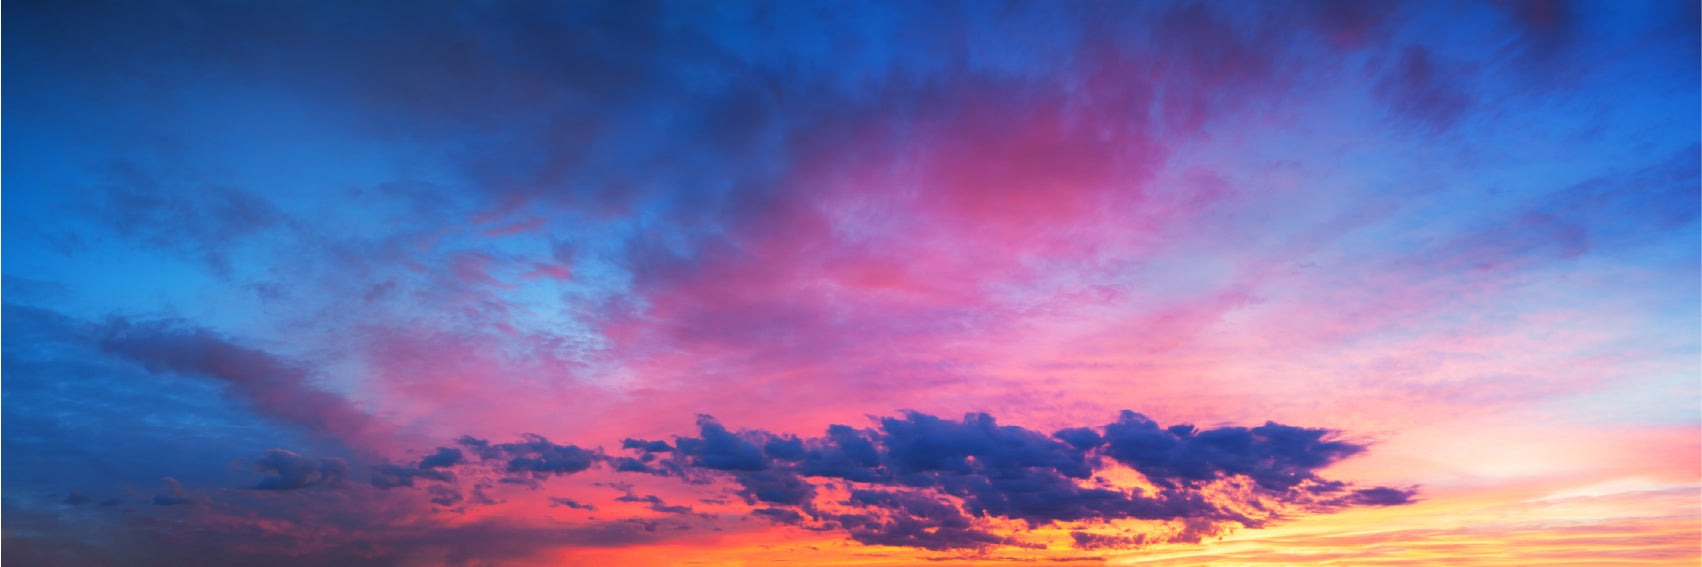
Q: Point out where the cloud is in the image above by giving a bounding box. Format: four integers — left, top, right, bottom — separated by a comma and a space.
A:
837, 489, 1036, 551
96, 319, 385, 448
427, 485, 463, 507
661, 411, 1406, 546
621, 439, 674, 453
412, 411, 1411, 550
1332, 486, 1421, 507
614, 493, 696, 515
253, 449, 348, 491
152, 478, 195, 506
491, 434, 603, 476
1071, 531, 1147, 551
673, 415, 771, 472
550, 497, 597, 511
1096, 411, 1365, 491
370, 463, 455, 490
417, 447, 464, 469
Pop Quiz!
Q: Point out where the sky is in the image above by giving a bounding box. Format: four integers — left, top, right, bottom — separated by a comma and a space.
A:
2, 0, 1698, 565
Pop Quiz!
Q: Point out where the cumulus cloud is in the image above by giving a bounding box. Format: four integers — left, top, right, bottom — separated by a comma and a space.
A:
1095, 411, 1365, 491
417, 447, 464, 469
253, 449, 348, 491
417, 411, 1413, 550
370, 447, 464, 489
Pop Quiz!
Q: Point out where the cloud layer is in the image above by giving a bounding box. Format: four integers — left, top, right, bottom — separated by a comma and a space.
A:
3, 0, 1695, 564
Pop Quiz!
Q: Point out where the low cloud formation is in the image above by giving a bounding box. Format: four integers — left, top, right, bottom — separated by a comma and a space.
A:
1095, 411, 1365, 491
370, 447, 463, 489
253, 449, 348, 491
417, 447, 463, 469
420, 411, 1415, 550
461, 434, 602, 476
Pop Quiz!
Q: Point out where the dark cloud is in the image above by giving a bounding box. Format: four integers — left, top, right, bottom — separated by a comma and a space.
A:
621, 439, 673, 453
728, 468, 816, 507
370, 463, 455, 489
840, 489, 1036, 551
752, 507, 804, 524
1052, 427, 1104, 451
762, 436, 806, 461
1335, 486, 1421, 507
427, 485, 464, 507
504, 410, 1410, 550
550, 497, 598, 511
493, 434, 603, 476
456, 435, 505, 460
417, 447, 464, 469
370, 448, 463, 489
402, 409, 1395, 550
96, 319, 382, 446
1097, 411, 1364, 491
614, 493, 695, 515
673, 415, 770, 472
612, 457, 667, 475
3, 304, 374, 506
253, 449, 348, 491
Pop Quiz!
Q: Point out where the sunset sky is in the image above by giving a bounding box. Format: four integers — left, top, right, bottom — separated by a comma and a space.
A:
3, 1, 1698, 565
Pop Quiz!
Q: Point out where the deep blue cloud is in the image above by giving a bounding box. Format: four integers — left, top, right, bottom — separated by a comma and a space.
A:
1097, 411, 1364, 491
1336, 486, 1421, 507
252, 449, 348, 491
384, 409, 1401, 549
578, 411, 1410, 549
417, 447, 464, 469
621, 439, 673, 453
551, 497, 598, 511
838, 489, 1033, 551
673, 416, 770, 472
492, 434, 603, 476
